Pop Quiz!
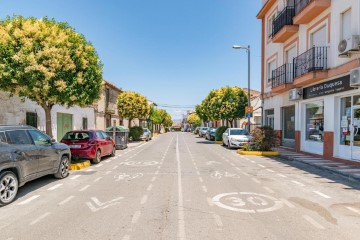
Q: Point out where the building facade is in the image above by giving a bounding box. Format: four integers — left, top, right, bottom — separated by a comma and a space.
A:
258, 0, 360, 161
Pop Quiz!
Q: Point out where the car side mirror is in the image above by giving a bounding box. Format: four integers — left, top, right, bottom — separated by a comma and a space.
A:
49, 138, 56, 144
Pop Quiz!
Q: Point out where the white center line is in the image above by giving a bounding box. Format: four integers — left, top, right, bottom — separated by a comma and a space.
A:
292, 180, 305, 187
266, 169, 275, 173
122, 235, 130, 240
47, 184, 62, 191
258, 164, 265, 168
196, 171, 200, 176
236, 167, 242, 171
17, 195, 40, 205
85, 169, 94, 172
155, 170, 159, 175
147, 184, 153, 191
79, 185, 90, 192
140, 195, 148, 205
30, 212, 51, 225
176, 134, 186, 240
113, 166, 118, 170
95, 164, 103, 168
199, 177, 204, 183
58, 196, 75, 206
241, 172, 250, 176
277, 173, 287, 178
251, 161, 256, 163
303, 215, 325, 230
106, 171, 112, 175
70, 175, 81, 180
94, 177, 102, 182
151, 176, 156, 182
313, 191, 331, 199
263, 186, 275, 194
202, 186, 208, 193
346, 207, 360, 215
131, 211, 141, 224
252, 178, 261, 184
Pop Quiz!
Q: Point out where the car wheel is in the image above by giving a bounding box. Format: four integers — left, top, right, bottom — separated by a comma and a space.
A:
54, 155, 70, 179
93, 149, 101, 164
111, 146, 116, 157
0, 171, 18, 206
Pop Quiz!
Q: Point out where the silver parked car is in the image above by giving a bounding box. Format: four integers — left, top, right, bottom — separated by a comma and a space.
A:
222, 128, 252, 149
0, 125, 71, 206
199, 127, 209, 137
140, 128, 152, 141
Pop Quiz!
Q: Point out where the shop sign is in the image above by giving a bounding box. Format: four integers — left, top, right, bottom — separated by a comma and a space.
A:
303, 75, 353, 99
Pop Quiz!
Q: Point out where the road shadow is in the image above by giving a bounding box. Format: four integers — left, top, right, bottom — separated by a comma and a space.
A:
195, 140, 216, 145
268, 156, 360, 191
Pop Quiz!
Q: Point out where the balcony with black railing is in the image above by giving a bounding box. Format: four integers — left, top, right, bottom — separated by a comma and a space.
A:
271, 63, 294, 93
271, 6, 298, 43
293, 0, 331, 24
293, 46, 328, 86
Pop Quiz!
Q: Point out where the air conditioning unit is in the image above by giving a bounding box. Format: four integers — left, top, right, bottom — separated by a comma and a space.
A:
350, 67, 360, 87
338, 35, 360, 57
289, 88, 302, 101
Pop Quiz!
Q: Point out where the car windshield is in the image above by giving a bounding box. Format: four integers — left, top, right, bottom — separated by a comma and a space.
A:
62, 132, 92, 140
210, 128, 217, 132
202, 128, 209, 130
230, 129, 249, 135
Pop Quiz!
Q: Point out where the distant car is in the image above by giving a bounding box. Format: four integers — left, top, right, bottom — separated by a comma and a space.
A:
222, 128, 252, 149
199, 127, 209, 137
205, 128, 217, 141
140, 128, 152, 141
61, 130, 115, 164
0, 125, 71, 206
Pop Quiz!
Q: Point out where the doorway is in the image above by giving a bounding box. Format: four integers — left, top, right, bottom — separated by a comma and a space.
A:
351, 106, 360, 161
57, 113, 73, 141
282, 105, 295, 148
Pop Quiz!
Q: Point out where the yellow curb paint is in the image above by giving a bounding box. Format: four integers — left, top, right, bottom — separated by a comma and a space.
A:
70, 160, 91, 171
215, 141, 223, 145
237, 150, 279, 156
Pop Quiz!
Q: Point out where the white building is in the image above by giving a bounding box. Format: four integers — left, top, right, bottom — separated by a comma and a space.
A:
257, 0, 360, 161
0, 91, 95, 141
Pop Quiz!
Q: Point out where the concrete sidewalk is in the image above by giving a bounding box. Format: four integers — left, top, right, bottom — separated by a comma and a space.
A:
275, 147, 360, 182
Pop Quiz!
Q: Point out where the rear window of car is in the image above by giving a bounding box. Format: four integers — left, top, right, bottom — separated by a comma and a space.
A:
143, 129, 148, 132
63, 132, 92, 140
230, 129, 249, 135
202, 128, 209, 130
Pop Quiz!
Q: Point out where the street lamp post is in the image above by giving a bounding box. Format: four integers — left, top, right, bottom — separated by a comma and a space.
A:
232, 45, 251, 132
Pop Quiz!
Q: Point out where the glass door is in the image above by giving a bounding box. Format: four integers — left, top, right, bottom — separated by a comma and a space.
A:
351, 105, 360, 161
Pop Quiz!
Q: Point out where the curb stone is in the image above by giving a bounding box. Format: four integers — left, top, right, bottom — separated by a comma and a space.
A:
70, 160, 91, 171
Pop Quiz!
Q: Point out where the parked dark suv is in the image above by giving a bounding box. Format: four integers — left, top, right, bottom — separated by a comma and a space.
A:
0, 125, 71, 206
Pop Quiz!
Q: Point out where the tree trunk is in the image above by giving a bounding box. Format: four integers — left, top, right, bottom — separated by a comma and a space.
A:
128, 119, 132, 128
229, 120, 233, 128
43, 105, 53, 137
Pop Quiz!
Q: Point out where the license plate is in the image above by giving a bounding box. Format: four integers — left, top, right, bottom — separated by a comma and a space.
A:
70, 145, 81, 149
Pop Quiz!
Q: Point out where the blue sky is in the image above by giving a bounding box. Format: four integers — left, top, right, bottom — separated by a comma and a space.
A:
0, 0, 262, 119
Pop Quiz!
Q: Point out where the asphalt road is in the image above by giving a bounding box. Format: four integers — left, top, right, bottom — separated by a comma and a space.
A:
1, 133, 360, 240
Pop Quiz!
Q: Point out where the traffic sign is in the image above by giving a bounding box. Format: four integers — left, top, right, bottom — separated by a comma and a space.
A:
245, 106, 253, 113
246, 113, 253, 118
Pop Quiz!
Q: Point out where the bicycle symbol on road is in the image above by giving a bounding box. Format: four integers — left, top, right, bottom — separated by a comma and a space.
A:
210, 171, 240, 179
212, 192, 283, 213
114, 173, 143, 181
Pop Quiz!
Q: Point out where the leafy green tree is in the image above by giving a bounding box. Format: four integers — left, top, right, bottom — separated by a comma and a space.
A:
0, 16, 103, 136
187, 113, 201, 126
163, 113, 173, 128
195, 104, 208, 123
117, 91, 150, 128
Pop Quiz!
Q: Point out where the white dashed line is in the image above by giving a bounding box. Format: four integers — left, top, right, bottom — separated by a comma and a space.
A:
157, 166, 161, 169
122, 235, 130, 240
313, 191, 331, 199
58, 196, 75, 206
230, 163, 235, 167
17, 195, 40, 205
70, 175, 81, 180
79, 185, 90, 192
94, 177, 102, 182
263, 187, 275, 194
196, 171, 200, 176
147, 184, 153, 191
202, 186, 208, 193
303, 215, 325, 229
155, 170, 159, 175
266, 169, 275, 173
252, 178, 261, 184
106, 171, 112, 175
140, 195, 148, 205
251, 161, 256, 163
95, 164, 103, 168
212, 213, 223, 227
30, 212, 51, 225
113, 166, 118, 170
151, 176, 156, 182
347, 207, 360, 215
277, 174, 287, 178
47, 184, 62, 191
199, 177, 204, 183
131, 211, 141, 224
241, 172, 250, 176
258, 164, 265, 168
236, 167, 242, 171
85, 169, 94, 172
292, 180, 305, 187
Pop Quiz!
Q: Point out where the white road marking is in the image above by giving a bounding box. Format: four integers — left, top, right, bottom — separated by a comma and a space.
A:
347, 207, 360, 215
303, 215, 325, 229
94, 177, 102, 182
230, 163, 235, 167
70, 175, 81, 180
17, 195, 40, 205
80, 185, 91, 192
263, 187, 275, 194
155, 170, 159, 175
59, 196, 75, 206
236, 167, 242, 171
113, 166, 118, 170
141, 195, 148, 205
207, 197, 214, 207
199, 177, 204, 183
212, 213, 223, 227
176, 134, 186, 240
157, 165, 161, 169
292, 180, 305, 187
196, 171, 200, 176
122, 235, 130, 240
251, 161, 256, 163
280, 198, 295, 208
252, 178, 261, 184
241, 172, 250, 176
151, 176, 156, 182
313, 191, 331, 199
104, 160, 111, 163
85, 169, 94, 172
147, 184, 153, 191
30, 212, 51, 225
95, 164, 103, 168
131, 211, 141, 224
266, 169, 275, 173
202, 186, 208, 193
277, 174, 287, 178
106, 171, 112, 175
47, 184, 62, 191
258, 164, 265, 168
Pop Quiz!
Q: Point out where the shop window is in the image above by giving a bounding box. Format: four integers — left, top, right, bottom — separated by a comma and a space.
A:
340, 97, 351, 145
26, 112, 37, 128
305, 101, 324, 142
265, 109, 274, 129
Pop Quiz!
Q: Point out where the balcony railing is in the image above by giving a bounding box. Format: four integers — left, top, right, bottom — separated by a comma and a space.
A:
272, 6, 295, 37
271, 63, 294, 88
294, 46, 328, 78
294, 0, 312, 15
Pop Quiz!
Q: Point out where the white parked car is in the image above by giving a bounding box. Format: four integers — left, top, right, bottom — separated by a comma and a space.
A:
222, 128, 252, 149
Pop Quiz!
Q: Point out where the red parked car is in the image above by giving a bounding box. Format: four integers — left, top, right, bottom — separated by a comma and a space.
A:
60, 130, 115, 164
